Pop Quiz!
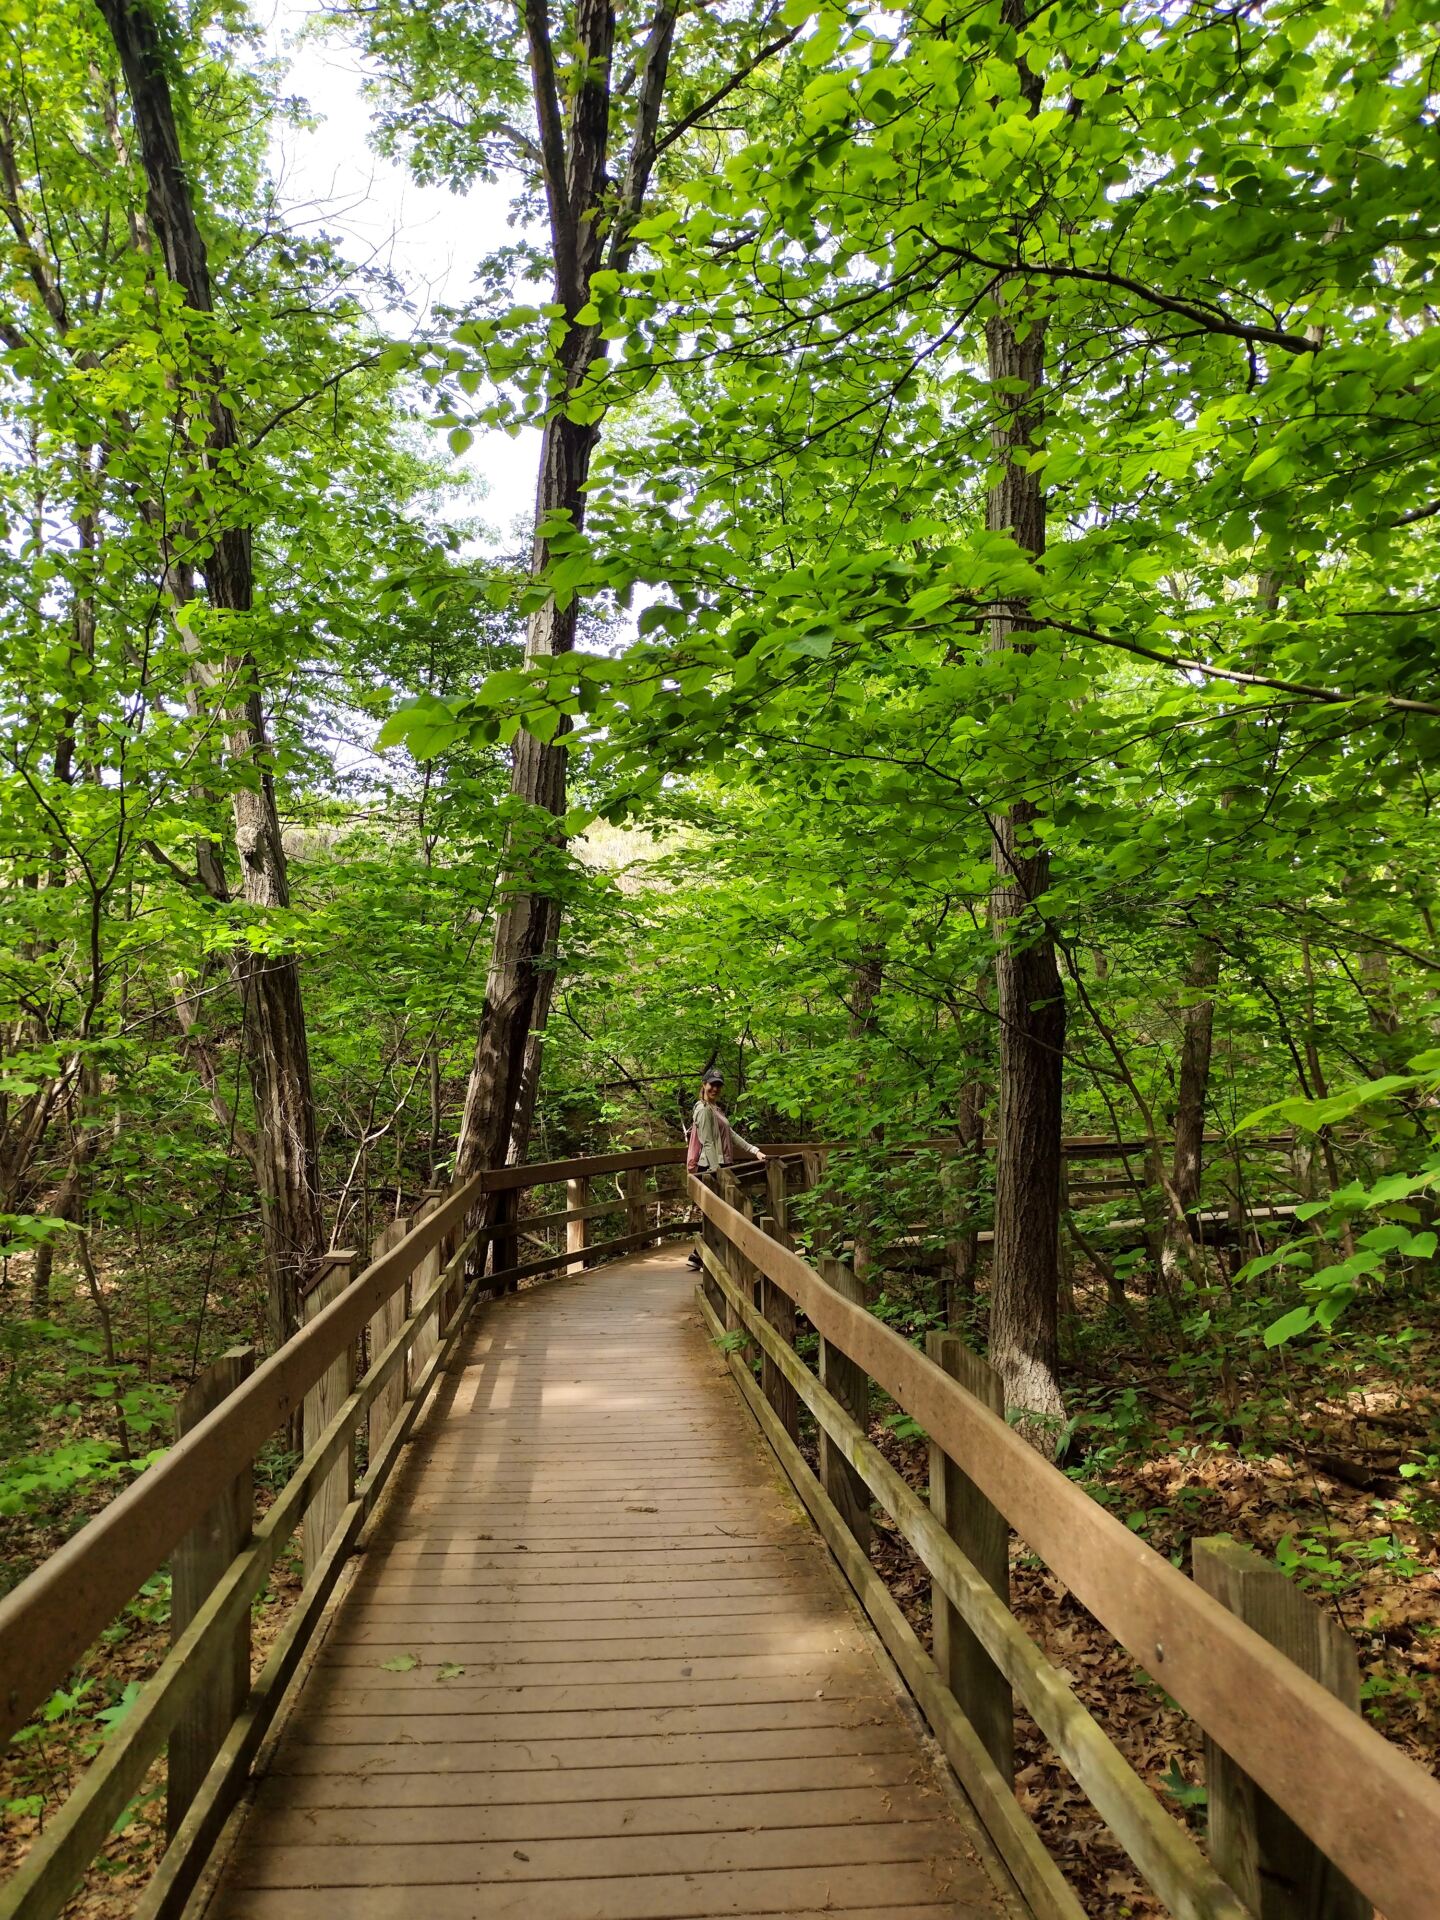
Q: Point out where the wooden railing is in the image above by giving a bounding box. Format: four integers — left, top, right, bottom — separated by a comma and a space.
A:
0, 1146, 694, 1920
692, 1161, 1440, 1920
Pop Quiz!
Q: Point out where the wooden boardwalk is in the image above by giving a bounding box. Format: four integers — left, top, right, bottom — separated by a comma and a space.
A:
206, 1246, 1021, 1920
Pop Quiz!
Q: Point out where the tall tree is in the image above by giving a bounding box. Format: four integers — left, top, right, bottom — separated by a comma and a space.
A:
356, 0, 794, 1179
979, 1, 1066, 1433
94, 0, 323, 1339
983, 271, 1067, 1432
450, 0, 682, 1180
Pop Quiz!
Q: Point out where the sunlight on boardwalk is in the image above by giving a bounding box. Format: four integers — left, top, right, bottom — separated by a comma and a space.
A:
206, 1248, 1020, 1919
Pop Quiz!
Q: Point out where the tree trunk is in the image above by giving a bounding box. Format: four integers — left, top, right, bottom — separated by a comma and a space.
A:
943, 1077, 985, 1323
453, 0, 680, 1184
454, 431, 587, 1183
983, 217, 1066, 1439
96, 0, 322, 1342
1161, 935, 1219, 1289
505, 901, 561, 1168
847, 942, 885, 1289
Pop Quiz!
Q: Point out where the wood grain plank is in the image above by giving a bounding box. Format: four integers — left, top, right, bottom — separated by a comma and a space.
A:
206, 1252, 1017, 1920
221, 1890, 980, 1920
253, 1752, 928, 1809
235, 1786, 957, 1847
268, 1724, 921, 1774
225, 1821, 974, 1886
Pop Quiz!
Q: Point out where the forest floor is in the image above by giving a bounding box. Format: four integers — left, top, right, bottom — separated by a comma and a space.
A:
2, 1252, 1437, 1918
0, 1241, 288, 1918
853, 1265, 1440, 1918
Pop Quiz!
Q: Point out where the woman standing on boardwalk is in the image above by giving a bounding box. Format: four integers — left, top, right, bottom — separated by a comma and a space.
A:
686, 1068, 765, 1266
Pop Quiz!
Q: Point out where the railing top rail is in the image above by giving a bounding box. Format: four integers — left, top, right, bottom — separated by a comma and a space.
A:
690, 1174, 1440, 1920
0, 1173, 476, 1747
0, 1141, 817, 1748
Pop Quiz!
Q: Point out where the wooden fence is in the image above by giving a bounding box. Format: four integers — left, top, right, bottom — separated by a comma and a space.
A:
1, 1130, 1415, 1920
692, 1159, 1440, 1920
0, 1147, 693, 1920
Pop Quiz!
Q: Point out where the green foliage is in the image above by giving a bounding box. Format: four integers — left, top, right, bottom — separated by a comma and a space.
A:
1236, 1059, 1440, 1345
3, 2, 1440, 1834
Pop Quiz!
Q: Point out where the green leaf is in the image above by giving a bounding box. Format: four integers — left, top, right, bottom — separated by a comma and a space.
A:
1242, 445, 1284, 484
1264, 1306, 1315, 1348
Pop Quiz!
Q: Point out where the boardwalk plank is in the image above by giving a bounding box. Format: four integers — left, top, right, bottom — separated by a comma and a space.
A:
221, 1893, 978, 1920
253, 1752, 929, 1808
205, 1251, 1019, 1920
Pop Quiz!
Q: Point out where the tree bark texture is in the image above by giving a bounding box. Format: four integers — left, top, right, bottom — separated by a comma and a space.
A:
454, 0, 678, 1184
943, 1076, 986, 1322
505, 900, 561, 1169
1161, 936, 1219, 1288
96, 0, 322, 1341
846, 941, 885, 1288
984, 263, 1067, 1440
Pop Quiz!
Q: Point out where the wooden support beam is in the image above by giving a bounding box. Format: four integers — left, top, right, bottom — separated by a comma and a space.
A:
717, 1172, 753, 1333
491, 1186, 520, 1292
366, 1217, 410, 1464
621, 1165, 648, 1244
764, 1159, 791, 1247
567, 1175, 588, 1272
302, 1252, 355, 1585
819, 1256, 871, 1554
927, 1331, 1013, 1785
1194, 1538, 1367, 1920
758, 1213, 798, 1440
167, 1346, 254, 1837
407, 1192, 444, 1375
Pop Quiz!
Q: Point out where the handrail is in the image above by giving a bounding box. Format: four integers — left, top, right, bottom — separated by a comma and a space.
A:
0, 1142, 716, 1919
0, 1141, 710, 1739
0, 1170, 482, 1748
691, 1173, 1440, 1920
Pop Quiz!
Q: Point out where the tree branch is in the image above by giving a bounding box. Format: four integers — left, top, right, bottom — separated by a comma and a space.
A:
1028, 613, 1440, 719
653, 26, 798, 161
608, 0, 681, 272
521, 0, 575, 288
927, 239, 1316, 357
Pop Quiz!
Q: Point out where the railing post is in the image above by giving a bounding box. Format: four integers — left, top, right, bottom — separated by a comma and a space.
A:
926, 1331, 1014, 1784
167, 1345, 254, 1836
764, 1160, 790, 1248
1193, 1537, 1368, 1920
409, 1190, 444, 1373
302, 1250, 356, 1586
492, 1186, 520, 1291
433, 1182, 463, 1322
367, 1216, 411, 1462
818, 1256, 871, 1553
757, 1212, 799, 1440
622, 1165, 647, 1243
567, 1174, 589, 1272
694, 1177, 724, 1321
717, 1171, 752, 1332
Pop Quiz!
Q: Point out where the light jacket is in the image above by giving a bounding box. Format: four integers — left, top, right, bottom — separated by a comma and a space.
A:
686, 1098, 759, 1174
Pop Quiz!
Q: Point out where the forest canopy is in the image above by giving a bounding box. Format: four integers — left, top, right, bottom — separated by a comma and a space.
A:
2, 0, 1439, 1885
